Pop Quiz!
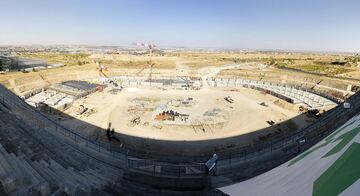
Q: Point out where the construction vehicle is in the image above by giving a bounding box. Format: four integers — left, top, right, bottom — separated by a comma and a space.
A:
259, 102, 268, 107
224, 96, 234, 103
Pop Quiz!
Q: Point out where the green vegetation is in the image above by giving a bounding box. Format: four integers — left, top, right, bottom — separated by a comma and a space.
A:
298, 65, 350, 75
274, 62, 354, 76
219, 57, 242, 63
264, 55, 356, 76
313, 143, 360, 196
18, 53, 90, 66
345, 55, 360, 64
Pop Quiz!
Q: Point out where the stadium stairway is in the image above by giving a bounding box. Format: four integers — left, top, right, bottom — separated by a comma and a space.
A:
0, 96, 123, 195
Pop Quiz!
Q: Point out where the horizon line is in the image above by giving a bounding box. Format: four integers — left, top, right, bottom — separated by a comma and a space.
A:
0, 43, 358, 54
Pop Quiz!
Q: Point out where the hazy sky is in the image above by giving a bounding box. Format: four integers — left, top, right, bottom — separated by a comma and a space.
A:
1, 0, 359, 52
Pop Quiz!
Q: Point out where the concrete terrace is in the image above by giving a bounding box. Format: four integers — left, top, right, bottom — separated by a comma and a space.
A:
219, 113, 360, 196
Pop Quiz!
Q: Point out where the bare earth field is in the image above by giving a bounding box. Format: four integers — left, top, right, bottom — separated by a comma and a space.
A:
60, 86, 303, 141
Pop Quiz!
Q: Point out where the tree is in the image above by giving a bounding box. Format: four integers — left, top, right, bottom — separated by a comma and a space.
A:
269, 57, 276, 65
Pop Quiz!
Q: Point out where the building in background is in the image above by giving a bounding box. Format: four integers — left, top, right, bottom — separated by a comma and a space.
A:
0, 55, 18, 71
17, 58, 47, 69
0, 56, 48, 71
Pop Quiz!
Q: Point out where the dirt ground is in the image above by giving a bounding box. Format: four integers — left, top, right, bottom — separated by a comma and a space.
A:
60, 85, 304, 141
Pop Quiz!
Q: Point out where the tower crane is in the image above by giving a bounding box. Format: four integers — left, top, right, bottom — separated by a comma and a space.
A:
133, 42, 156, 83
93, 60, 119, 87
96, 61, 108, 78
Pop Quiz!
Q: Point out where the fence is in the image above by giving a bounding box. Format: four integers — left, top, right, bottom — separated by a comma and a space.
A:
0, 85, 360, 179
127, 158, 206, 177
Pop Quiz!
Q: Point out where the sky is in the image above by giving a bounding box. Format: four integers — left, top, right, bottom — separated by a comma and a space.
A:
0, 0, 359, 52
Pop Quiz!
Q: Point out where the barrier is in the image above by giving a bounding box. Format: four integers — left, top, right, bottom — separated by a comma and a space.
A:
212, 78, 337, 109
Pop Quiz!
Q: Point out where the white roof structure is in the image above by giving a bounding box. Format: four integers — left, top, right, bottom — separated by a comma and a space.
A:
219, 114, 360, 196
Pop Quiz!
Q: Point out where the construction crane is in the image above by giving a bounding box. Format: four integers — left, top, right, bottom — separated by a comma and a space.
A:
93, 60, 119, 88
95, 60, 108, 78
133, 42, 156, 82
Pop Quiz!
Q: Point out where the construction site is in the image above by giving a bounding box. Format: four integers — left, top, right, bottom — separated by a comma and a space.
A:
1, 45, 360, 195
2, 1, 360, 194
53, 79, 324, 142
15, 43, 343, 157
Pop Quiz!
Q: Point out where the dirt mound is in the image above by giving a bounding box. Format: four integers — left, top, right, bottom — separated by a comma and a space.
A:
273, 99, 299, 111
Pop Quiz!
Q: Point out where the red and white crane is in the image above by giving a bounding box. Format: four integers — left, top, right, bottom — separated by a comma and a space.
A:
91, 59, 108, 78
93, 60, 119, 88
